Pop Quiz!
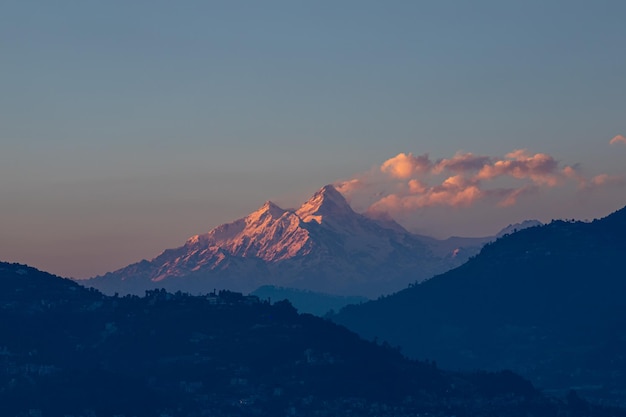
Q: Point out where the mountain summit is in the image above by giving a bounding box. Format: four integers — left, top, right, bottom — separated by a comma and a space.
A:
86, 185, 501, 297
296, 184, 355, 225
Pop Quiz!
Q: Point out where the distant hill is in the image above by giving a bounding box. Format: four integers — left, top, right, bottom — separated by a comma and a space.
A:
85, 185, 500, 298
250, 285, 368, 316
495, 219, 542, 237
2, 260, 608, 416
0, 261, 100, 307
332, 206, 626, 407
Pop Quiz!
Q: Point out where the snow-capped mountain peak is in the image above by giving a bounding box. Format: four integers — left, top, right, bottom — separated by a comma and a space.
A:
296, 184, 355, 224
246, 200, 287, 225
87, 184, 495, 298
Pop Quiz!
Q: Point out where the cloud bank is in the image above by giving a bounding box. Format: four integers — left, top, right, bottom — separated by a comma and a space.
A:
335, 149, 624, 218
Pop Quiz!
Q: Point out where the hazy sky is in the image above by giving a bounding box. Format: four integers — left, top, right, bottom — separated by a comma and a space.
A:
2, 1, 625, 278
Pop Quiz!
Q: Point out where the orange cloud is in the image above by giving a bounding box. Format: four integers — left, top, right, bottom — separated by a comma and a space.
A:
408, 179, 427, 194
338, 148, 623, 218
580, 174, 626, 190
433, 152, 492, 174
610, 134, 626, 145
562, 165, 581, 180
491, 186, 538, 207
430, 184, 483, 207
427, 175, 482, 207
475, 150, 560, 186
380, 152, 432, 179
334, 178, 363, 195
369, 175, 483, 212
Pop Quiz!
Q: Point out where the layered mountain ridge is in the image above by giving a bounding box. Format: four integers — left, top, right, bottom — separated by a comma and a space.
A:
332, 204, 626, 407
4, 260, 604, 416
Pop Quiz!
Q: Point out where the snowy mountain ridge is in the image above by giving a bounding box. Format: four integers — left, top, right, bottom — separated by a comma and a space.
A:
85, 185, 537, 298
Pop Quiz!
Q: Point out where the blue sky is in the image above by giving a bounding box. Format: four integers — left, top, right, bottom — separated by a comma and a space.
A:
1, 1, 625, 278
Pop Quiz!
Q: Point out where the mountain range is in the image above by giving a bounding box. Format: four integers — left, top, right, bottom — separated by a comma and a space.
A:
87, 185, 533, 298
332, 205, 626, 407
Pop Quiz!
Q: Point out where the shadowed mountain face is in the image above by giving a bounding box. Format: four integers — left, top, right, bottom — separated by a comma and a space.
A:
85, 185, 498, 298
2, 261, 602, 417
332, 205, 626, 407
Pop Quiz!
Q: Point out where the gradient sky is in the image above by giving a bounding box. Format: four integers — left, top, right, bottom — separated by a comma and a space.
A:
2, 1, 625, 278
